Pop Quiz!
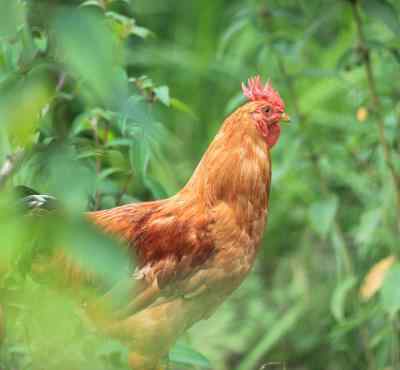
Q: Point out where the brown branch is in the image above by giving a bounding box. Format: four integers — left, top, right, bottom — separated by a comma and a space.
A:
351, 1, 400, 231
0, 149, 24, 189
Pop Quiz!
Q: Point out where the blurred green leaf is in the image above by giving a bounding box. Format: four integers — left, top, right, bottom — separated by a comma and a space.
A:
331, 276, 357, 322
0, 74, 53, 147
96, 338, 128, 358
169, 342, 211, 369
130, 25, 152, 39
62, 218, 133, 286
309, 197, 338, 238
362, 0, 400, 36
355, 208, 381, 246
170, 98, 197, 118
336, 47, 359, 71
218, 18, 249, 59
99, 167, 124, 180
80, 0, 106, 10
144, 177, 168, 199
122, 96, 153, 127
129, 133, 150, 181
154, 85, 170, 106
0, 0, 24, 39
52, 8, 127, 109
380, 263, 400, 317
106, 12, 152, 39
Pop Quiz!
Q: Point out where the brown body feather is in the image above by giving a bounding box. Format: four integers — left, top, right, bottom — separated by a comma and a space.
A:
89, 104, 270, 301
82, 103, 272, 368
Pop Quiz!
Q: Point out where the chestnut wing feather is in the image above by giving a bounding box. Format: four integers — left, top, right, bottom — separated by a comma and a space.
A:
88, 199, 215, 292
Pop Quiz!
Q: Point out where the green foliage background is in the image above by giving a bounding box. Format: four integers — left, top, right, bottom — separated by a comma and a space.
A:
0, 0, 400, 369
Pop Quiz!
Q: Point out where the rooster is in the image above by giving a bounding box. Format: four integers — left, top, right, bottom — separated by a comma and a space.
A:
13, 76, 289, 369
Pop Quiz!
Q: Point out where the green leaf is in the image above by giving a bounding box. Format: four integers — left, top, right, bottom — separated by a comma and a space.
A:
380, 263, 400, 317
331, 276, 357, 322
309, 197, 338, 238
170, 98, 197, 119
129, 134, 150, 181
355, 208, 381, 246
225, 92, 245, 115
336, 47, 359, 71
0, 74, 53, 147
33, 32, 48, 53
217, 18, 249, 59
362, 0, 400, 36
105, 138, 132, 147
106, 12, 152, 39
52, 9, 127, 109
130, 25, 152, 39
98, 167, 123, 180
144, 177, 168, 199
122, 96, 153, 128
80, 0, 105, 10
154, 85, 170, 106
0, 0, 24, 39
169, 343, 211, 369
390, 48, 400, 64
96, 339, 128, 357
63, 218, 133, 286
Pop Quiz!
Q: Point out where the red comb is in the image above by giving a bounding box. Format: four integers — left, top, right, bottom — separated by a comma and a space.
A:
241, 75, 285, 111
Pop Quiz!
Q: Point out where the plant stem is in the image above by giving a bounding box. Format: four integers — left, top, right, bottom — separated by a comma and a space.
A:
277, 59, 302, 121
351, 1, 400, 231
91, 117, 102, 210
116, 173, 132, 206
92, 118, 111, 210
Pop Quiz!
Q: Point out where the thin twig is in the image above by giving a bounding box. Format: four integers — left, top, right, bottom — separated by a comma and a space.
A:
0, 149, 24, 189
56, 72, 66, 92
351, 0, 400, 231
91, 117, 102, 210
116, 173, 132, 206
91, 117, 111, 210
277, 58, 302, 122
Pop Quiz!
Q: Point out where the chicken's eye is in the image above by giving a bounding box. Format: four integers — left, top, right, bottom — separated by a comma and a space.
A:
262, 106, 271, 114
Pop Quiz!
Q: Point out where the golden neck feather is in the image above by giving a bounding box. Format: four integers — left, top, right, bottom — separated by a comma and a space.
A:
182, 109, 271, 211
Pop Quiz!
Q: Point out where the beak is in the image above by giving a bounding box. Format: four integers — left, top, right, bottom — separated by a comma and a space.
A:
281, 112, 290, 123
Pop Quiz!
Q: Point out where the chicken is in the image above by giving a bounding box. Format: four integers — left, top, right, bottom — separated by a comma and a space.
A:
84, 76, 289, 369
13, 76, 289, 369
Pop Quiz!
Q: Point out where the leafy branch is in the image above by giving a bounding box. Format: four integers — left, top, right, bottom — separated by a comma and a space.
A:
277, 57, 354, 277
351, 0, 400, 231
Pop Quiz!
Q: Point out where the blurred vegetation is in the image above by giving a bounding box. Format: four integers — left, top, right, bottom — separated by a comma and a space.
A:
0, 0, 400, 369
